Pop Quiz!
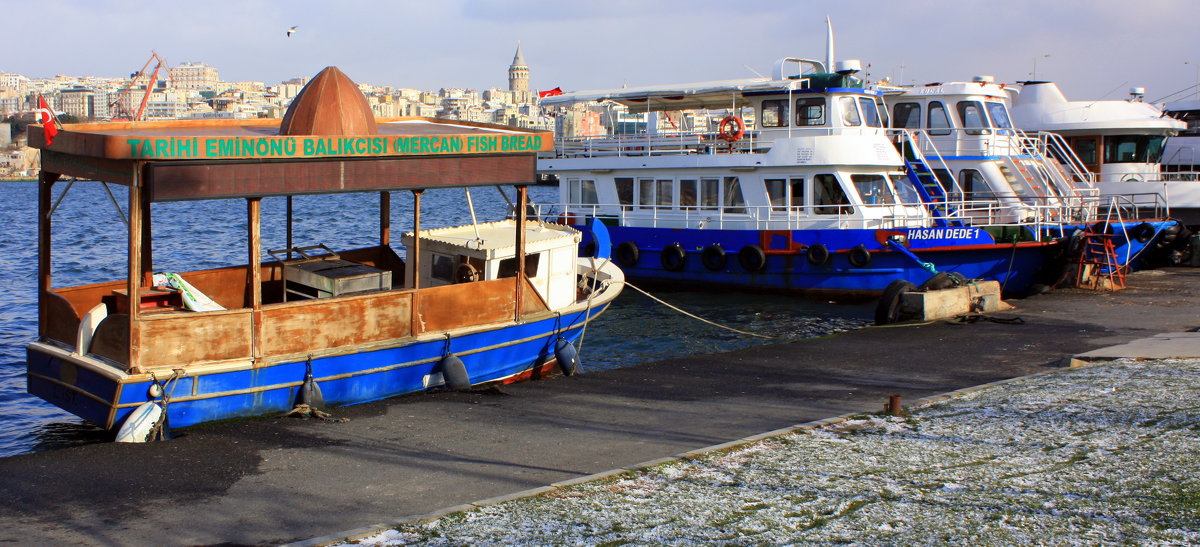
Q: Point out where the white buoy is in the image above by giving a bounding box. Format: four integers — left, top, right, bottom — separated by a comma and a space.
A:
114, 402, 162, 443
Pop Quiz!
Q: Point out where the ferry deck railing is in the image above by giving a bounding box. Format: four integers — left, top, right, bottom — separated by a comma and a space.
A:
545, 126, 893, 159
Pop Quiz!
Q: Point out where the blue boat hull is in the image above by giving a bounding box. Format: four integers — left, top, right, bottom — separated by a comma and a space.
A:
27, 303, 609, 430
583, 225, 1059, 297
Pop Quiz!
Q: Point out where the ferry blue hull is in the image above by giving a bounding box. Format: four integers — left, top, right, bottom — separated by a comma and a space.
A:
27, 304, 608, 431
583, 225, 1056, 297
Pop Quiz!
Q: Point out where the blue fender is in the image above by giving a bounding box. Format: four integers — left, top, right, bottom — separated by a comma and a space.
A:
588, 217, 611, 260
554, 337, 579, 376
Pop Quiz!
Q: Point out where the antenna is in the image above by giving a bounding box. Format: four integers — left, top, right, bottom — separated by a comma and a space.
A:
744, 65, 765, 78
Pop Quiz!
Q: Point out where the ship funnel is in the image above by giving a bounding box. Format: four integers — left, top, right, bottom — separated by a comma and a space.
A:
973, 75, 995, 83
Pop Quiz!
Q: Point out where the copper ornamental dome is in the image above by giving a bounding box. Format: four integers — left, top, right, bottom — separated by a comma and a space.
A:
279, 66, 378, 135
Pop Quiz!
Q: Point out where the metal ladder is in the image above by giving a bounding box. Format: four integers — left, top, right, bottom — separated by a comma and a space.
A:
1073, 204, 1128, 291
895, 130, 963, 227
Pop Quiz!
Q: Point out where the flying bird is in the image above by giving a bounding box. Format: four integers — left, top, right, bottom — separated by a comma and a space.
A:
287, 26, 298, 37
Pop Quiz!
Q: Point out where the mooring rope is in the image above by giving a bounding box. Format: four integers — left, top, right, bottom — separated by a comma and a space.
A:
623, 281, 777, 339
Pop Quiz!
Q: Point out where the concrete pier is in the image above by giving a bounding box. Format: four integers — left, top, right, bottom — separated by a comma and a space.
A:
1, 268, 1198, 545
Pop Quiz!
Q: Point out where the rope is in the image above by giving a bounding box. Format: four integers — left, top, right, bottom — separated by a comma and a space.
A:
623, 281, 777, 339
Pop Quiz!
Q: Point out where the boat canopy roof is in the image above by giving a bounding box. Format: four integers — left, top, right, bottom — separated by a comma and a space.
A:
540, 74, 869, 111
29, 66, 552, 202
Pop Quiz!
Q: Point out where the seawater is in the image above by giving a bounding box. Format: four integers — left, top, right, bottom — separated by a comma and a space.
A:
0, 181, 870, 457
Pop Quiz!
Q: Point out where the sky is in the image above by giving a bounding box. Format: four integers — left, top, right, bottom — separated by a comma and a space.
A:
8, 0, 1200, 103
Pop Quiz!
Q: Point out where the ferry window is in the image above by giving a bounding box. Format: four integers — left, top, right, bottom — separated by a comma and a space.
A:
985, 101, 1013, 133
1104, 135, 1167, 163
498, 253, 541, 279
814, 174, 852, 215
637, 178, 656, 209
568, 178, 598, 205
615, 177, 634, 211
723, 177, 746, 213
656, 179, 674, 207
858, 98, 882, 128
795, 97, 826, 126
892, 102, 921, 129
956, 101, 989, 135
700, 178, 720, 209
840, 97, 861, 126
851, 174, 896, 205
958, 169, 995, 201
1070, 139, 1098, 165
679, 179, 698, 208
927, 101, 950, 135
761, 99, 789, 128
889, 174, 921, 204
767, 178, 806, 211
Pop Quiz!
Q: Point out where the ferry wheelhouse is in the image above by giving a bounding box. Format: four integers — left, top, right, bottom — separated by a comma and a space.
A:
24, 67, 623, 433
539, 58, 1059, 297
880, 79, 1184, 267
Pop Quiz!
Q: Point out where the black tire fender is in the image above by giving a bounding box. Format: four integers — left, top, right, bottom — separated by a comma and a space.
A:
614, 241, 640, 267
806, 243, 830, 266
848, 244, 872, 268
701, 244, 727, 271
660, 242, 687, 271
875, 279, 918, 325
738, 245, 767, 271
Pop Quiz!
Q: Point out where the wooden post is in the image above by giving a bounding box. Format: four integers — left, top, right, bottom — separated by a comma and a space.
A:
248, 197, 263, 363
286, 195, 294, 260
140, 187, 153, 287
127, 164, 144, 373
380, 191, 391, 247
410, 189, 423, 335
37, 171, 56, 338
515, 185, 527, 322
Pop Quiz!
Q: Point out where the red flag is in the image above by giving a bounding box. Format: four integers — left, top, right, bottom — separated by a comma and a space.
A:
37, 95, 58, 146
538, 87, 563, 98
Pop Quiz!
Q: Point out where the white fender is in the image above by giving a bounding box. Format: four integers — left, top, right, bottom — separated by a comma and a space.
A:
114, 402, 162, 443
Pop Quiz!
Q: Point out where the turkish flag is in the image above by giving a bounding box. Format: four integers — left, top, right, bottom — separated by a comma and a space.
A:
538, 87, 563, 98
37, 95, 58, 146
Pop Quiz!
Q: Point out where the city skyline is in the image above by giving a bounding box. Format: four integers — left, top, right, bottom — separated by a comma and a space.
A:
6, 0, 1200, 103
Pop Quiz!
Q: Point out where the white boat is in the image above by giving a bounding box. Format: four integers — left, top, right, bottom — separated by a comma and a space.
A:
537, 54, 1067, 298
1162, 99, 1200, 176
1008, 81, 1199, 226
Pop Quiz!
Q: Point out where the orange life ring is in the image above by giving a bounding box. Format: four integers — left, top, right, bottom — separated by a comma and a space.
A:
718, 115, 745, 142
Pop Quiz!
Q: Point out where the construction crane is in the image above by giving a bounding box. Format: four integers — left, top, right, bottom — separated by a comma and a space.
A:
110, 51, 170, 121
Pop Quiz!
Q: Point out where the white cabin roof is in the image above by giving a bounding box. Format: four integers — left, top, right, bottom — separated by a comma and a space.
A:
540, 76, 871, 111
1009, 81, 1184, 134
405, 220, 580, 259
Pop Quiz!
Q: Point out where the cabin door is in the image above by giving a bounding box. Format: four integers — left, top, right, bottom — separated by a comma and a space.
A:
1067, 136, 1101, 174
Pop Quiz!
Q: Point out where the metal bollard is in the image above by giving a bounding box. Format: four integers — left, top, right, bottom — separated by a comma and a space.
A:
885, 394, 903, 416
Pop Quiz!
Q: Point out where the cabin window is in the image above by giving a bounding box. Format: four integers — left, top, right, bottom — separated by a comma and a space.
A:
850, 174, 896, 205
699, 178, 721, 210
498, 253, 541, 279
615, 177, 634, 211
765, 178, 805, 211
814, 174, 852, 215
795, 97, 826, 126
568, 178, 598, 205
956, 101, 989, 135
761, 99, 789, 128
889, 174, 921, 204
1070, 138, 1098, 165
892, 102, 921, 129
430, 253, 456, 283
1104, 135, 1167, 163
657, 179, 674, 207
723, 177, 746, 213
637, 178, 656, 210
958, 169, 995, 201
927, 101, 951, 135
679, 179, 698, 208
858, 98, 882, 128
985, 101, 1013, 133
840, 97, 861, 126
